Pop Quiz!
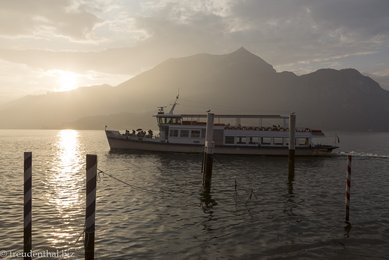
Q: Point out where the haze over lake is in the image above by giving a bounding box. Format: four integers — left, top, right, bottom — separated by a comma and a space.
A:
1, 48, 389, 131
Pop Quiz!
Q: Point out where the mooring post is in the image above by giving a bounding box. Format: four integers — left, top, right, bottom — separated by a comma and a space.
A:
202, 112, 215, 193
85, 154, 97, 260
288, 113, 296, 178
345, 155, 352, 223
24, 152, 32, 260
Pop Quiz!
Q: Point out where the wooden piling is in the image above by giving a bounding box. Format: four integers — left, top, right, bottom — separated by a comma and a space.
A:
24, 152, 32, 260
345, 155, 352, 223
85, 154, 97, 260
288, 113, 296, 177
202, 113, 215, 193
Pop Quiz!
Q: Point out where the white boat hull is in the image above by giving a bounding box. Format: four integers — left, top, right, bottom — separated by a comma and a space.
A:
106, 131, 335, 156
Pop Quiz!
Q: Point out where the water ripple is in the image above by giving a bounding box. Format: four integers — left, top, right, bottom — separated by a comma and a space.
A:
0, 130, 389, 259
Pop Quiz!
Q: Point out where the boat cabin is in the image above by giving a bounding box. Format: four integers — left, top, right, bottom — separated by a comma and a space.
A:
154, 112, 320, 148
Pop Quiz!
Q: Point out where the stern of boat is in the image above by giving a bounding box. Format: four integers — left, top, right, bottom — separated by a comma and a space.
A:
312, 144, 339, 155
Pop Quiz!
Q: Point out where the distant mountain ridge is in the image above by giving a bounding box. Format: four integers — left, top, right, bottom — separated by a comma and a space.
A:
1, 47, 388, 131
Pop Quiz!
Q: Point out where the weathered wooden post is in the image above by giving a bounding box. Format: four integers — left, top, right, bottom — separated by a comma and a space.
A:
24, 152, 32, 260
345, 155, 352, 223
202, 112, 215, 193
85, 154, 97, 260
288, 113, 296, 179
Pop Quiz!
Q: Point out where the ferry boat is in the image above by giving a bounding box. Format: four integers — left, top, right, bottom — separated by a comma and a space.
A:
105, 97, 338, 156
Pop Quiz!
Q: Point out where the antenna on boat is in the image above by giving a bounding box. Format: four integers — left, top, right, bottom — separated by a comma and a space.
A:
168, 90, 180, 114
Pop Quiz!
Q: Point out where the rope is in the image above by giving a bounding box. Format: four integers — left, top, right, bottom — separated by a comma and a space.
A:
97, 167, 262, 213
97, 168, 196, 197
98, 169, 167, 195
66, 166, 262, 253
68, 227, 85, 253
74, 228, 85, 246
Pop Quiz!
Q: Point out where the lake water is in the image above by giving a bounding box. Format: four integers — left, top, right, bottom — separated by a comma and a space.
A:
0, 130, 389, 259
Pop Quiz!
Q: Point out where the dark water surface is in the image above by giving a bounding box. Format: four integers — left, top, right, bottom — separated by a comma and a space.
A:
0, 130, 388, 259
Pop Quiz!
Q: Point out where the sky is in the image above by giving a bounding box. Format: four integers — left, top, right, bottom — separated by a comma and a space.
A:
1, 0, 389, 103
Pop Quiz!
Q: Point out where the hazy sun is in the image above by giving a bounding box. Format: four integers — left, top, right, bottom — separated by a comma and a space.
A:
58, 70, 78, 92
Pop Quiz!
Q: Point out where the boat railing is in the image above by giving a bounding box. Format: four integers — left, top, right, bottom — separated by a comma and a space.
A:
224, 125, 314, 132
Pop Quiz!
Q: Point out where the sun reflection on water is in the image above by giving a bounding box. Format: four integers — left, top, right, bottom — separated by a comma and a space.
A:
44, 129, 84, 246
53, 129, 82, 209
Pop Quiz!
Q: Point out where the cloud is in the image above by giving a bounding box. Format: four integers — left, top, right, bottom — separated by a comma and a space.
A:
225, 1, 389, 63
0, 58, 129, 102
125, 0, 389, 68
1, 0, 389, 100
276, 51, 378, 75
1, 0, 389, 73
0, 0, 101, 40
0, 59, 53, 101
310, 0, 389, 37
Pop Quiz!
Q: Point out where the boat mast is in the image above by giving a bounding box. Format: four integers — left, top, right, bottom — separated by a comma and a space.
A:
168, 92, 179, 114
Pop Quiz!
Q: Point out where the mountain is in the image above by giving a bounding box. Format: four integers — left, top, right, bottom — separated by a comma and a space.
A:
369, 74, 389, 91
1, 47, 389, 131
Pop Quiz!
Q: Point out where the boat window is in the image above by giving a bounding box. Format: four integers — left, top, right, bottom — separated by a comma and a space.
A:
261, 137, 272, 145
169, 129, 179, 137
225, 136, 234, 144
180, 130, 189, 137
273, 137, 284, 145
237, 137, 247, 144
249, 137, 259, 144
165, 117, 182, 124
297, 138, 309, 145
191, 130, 200, 138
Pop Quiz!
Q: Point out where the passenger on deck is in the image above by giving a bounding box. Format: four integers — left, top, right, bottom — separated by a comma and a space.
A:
137, 131, 144, 137
148, 129, 153, 138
